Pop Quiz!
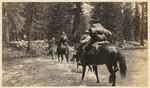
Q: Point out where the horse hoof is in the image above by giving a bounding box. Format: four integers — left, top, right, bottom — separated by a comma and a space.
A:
81, 80, 84, 83
112, 84, 115, 86
109, 76, 113, 83
81, 79, 84, 82
97, 80, 100, 83
109, 79, 113, 83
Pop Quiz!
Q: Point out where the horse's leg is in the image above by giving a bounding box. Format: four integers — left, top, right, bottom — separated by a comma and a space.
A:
93, 65, 99, 83
77, 64, 79, 69
61, 55, 63, 63
49, 51, 51, 55
73, 58, 75, 64
51, 53, 54, 60
49, 52, 52, 59
114, 63, 119, 73
88, 65, 92, 72
81, 65, 86, 82
112, 72, 116, 86
58, 54, 60, 62
65, 54, 69, 63
106, 64, 116, 86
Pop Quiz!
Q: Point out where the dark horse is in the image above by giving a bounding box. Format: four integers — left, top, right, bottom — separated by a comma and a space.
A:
75, 43, 127, 86
56, 44, 69, 63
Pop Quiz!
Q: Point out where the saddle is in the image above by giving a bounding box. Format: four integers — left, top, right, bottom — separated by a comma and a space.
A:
88, 41, 110, 55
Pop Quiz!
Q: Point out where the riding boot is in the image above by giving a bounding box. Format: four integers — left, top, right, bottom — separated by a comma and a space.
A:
81, 40, 95, 65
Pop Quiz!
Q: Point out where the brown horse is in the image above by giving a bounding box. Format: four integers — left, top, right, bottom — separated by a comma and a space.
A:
56, 44, 69, 63
75, 43, 127, 86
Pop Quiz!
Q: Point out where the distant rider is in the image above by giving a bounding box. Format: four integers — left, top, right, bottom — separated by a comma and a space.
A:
58, 31, 68, 47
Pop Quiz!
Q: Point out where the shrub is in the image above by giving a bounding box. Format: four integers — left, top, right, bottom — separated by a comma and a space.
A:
3, 40, 49, 59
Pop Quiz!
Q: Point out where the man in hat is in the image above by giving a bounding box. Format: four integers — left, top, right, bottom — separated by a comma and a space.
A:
81, 20, 119, 72
58, 31, 68, 46
75, 30, 91, 66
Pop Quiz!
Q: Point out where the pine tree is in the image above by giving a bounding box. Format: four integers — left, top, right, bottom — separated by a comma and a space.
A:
72, 2, 82, 37
90, 2, 124, 41
22, 3, 35, 52
122, 2, 134, 41
133, 2, 140, 41
139, 2, 148, 46
2, 2, 25, 41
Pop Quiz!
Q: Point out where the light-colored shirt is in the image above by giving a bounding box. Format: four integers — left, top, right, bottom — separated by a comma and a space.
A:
91, 23, 112, 36
80, 34, 91, 43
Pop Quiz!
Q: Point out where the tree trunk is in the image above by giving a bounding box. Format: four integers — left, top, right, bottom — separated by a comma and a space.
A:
19, 32, 23, 41
15, 32, 18, 41
26, 3, 34, 52
27, 28, 31, 52
72, 2, 81, 37
7, 14, 17, 41
140, 3, 144, 46
5, 27, 9, 44
3, 17, 10, 47
26, 21, 32, 52
26, 19, 33, 52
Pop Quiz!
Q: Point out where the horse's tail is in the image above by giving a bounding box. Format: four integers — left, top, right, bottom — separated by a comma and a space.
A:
117, 50, 127, 78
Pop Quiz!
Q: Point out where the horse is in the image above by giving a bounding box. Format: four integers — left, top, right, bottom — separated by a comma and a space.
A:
70, 42, 93, 72
71, 54, 93, 72
74, 43, 127, 86
49, 45, 57, 60
56, 43, 69, 63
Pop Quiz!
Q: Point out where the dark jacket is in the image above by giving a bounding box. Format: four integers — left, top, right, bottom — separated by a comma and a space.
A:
59, 34, 68, 46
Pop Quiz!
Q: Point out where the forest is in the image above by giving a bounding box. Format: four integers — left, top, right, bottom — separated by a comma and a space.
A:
2, 2, 148, 87
2, 2, 148, 59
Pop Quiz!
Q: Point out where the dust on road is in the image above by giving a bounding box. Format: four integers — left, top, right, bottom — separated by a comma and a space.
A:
2, 49, 148, 86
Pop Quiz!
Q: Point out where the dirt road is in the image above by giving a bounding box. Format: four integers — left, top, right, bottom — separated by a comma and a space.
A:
2, 49, 148, 86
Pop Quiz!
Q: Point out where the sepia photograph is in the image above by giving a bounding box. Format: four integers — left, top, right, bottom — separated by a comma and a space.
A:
2, 1, 148, 87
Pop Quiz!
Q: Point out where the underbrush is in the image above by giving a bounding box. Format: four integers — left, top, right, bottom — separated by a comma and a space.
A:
2, 40, 49, 60
120, 40, 148, 50
2, 40, 147, 60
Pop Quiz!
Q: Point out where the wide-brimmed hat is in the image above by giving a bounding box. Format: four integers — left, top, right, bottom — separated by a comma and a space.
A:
93, 20, 100, 23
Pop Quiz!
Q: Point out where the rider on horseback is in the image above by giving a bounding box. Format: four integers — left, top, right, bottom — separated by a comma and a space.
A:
81, 20, 119, 72
58, 31, 68, 46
